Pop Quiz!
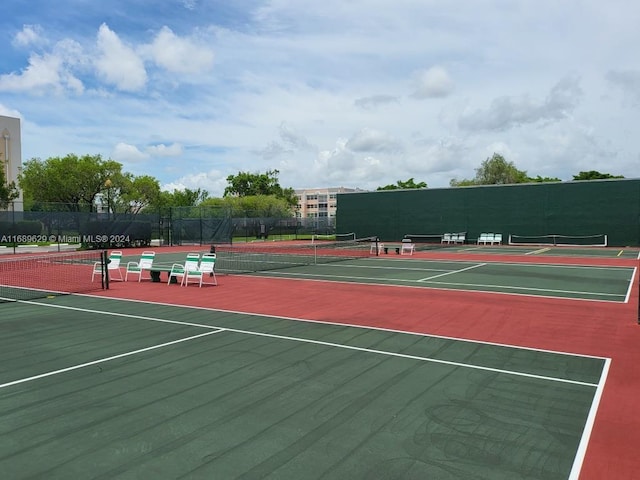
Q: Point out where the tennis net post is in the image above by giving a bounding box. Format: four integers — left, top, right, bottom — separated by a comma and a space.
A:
102, 249, 109, 290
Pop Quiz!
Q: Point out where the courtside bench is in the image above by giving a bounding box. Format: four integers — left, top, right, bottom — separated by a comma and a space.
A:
381, 239, 416, 255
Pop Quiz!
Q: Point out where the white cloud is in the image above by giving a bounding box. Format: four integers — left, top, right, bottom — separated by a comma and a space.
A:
458, 76, 583, 132
0, 53, 64, 93
410, 66, 454, 99
12, 25, 46, 48
278, 123, 316, 151
112, 142, 149, 162
354, 95, 400, 110
255, 141, 292, 160
146, 143, 183, 156
181, 0, 198, 10
606, 69, 640, 105
162, 170, 226, 195
143, 26, 214, 75
346, 128, 404, 154
0, 104, 22, 118
94, 23, 147, 91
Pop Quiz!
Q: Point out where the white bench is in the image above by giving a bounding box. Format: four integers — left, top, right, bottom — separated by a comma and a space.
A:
477, 233, 492, 245
477, 233, 502, 245
443, 232, 467, 244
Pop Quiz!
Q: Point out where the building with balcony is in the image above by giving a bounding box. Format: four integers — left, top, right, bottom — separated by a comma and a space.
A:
294, 186, 364, 220
0, 115, 23, 210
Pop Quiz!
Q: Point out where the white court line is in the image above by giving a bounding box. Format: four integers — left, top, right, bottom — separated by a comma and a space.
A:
87, 295, 610, 360
624, 267, 637, 303
418, 262, 486, 282
526, 247, 551, 255
426, 280, 627, 299
317, 263, 452, 273
0, 329, 225, 390
217, 326, 599, 387
256, 270, 629, 302
366, 256, 634, 271
568, 357, 611, 480
3, 301, 600, 388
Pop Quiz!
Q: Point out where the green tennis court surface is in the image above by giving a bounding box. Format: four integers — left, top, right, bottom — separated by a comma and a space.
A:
245, 258, 635, 302
1, 295, 607, 479
460, 245, 640, 259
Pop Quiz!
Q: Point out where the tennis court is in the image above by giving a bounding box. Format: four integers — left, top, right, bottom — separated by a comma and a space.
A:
241, 257, 635, 302
1, 244, 639, 479
0, 294, 607, 479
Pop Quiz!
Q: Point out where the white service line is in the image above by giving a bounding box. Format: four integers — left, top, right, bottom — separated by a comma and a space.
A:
217, 325, 599, 387
418, 262, 486, 282
526, 247, 550, 255
0, 329, 225, 390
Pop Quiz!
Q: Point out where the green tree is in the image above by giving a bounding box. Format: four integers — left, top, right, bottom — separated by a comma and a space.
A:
118, 174, 162, 214
224, 169, 297, 207
450, 153, 528, 186
19, 154, 122, 211
377, 178, 427, 190
155, 188, 209, 209
527, 175, 562, 183
201, 195, 293, 218
572, 171, 624, 181
0, 163, 19, 208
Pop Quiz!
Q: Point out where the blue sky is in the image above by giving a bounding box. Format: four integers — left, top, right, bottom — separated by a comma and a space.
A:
1, 0, 638, 196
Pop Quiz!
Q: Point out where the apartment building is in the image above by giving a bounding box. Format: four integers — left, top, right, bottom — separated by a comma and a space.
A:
0, 115, 23, 209
294, 186, 364, 220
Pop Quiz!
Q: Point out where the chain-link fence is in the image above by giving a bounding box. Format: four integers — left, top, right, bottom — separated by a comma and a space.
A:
0, 202, 336, 251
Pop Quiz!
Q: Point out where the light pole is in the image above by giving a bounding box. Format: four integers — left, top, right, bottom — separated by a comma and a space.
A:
104, 178, 112, 220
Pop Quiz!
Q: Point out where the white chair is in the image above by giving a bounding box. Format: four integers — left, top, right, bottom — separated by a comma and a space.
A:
455, 233, 466, 244
92, 250, 123, 282
492, 233, 502, 245
441, 233, 452, 244
193, 253, 217, 287
370, 240, 384, 254
125, 251, 155, 282
168, 253, 200, 286
400, 239, 415, 255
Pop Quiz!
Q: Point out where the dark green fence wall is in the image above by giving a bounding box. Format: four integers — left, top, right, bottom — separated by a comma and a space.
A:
336, 179, 640, 246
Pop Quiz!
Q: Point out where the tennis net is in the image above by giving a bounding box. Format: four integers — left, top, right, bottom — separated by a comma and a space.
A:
508, 234, 608, 247
0, 250, 107, 302
311, 232, 356, 244
213, 237, 377, 273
